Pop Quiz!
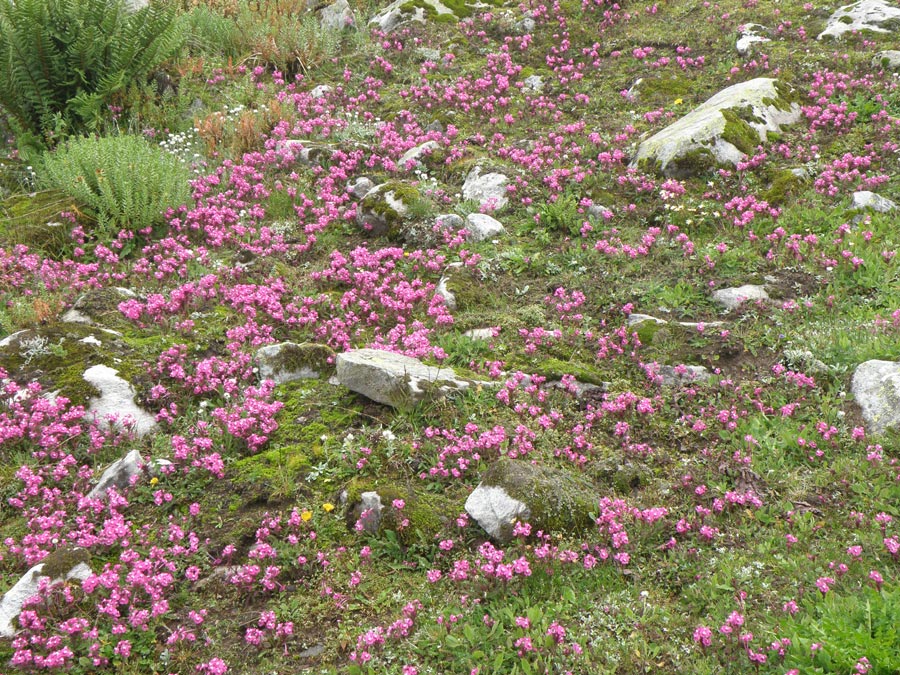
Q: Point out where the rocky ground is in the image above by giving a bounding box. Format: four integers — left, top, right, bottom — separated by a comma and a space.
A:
2, 0, 900, 673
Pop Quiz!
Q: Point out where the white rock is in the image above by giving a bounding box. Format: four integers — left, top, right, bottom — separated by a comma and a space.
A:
463, 328, 497, 340
1, 556, 92, 638
87, 449, 144, 500
465, 485, 530, 541
873, 50, 900, 70
630, 78, 801, 178
61, 309, 93, 324
0, 330, 27, 348
336, 349, 472, 407
82, 365, 157, 436
369, 0, 455, 32
79, 335, 102, 346
819, 0, 900, 39
435, 262, 463, 310
627, 314, 668, 326
347, 177, 376, 200
588, 203, 612, 220
522, 75, 544, 92
736, 24, 770, 56
712, 284, 769, 311
465, 213, 506, 243
319, 0, 354, 30
398, 141, 440, 170
852, 360, 900, 434
515, 16, 536, 33
851, 191, 897, 213
310, 84, 334, 99
462, 167, 509, 210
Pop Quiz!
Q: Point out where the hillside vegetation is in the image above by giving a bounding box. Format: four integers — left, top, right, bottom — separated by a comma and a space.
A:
1, 0, 900, 673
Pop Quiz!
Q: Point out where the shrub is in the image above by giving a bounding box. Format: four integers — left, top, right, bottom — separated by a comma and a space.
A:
0, 0, 184, 148
40, 134, 191, 237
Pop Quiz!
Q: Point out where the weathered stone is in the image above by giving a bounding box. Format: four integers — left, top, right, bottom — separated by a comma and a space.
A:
465, 213, 506, 242
522, 75, 544, 93
653, 364, 712, 387
336, 349, 472, 407
819, 0, 900, 39
587, 203, 613, 220
256, 342, 335, 384
463, 327, 498, 341
736, 23, 770, 56
462, 167, 509, 209
627, 313, 668, 326
630, 78, 801, 178
310, 84, 334, 99
369, 0, 453, 32
318, 0, 354, 30
347, 176, 376, 200
356, 182, 420, 237
1, 549, 91, 638
282, 140, 336, 167
712, 284, 769, 311
434, 213, 464, 231
873, 50, 900, 70
352, 492, 384, 534
435, 262, 463, 310
398, 141, 440, 170
515, 16, 536, 33
851, 191, 897, 213
88, 449, 144, 500
852, 360, 900, 434
465, 457, 597, 542
83, 364, 157, 436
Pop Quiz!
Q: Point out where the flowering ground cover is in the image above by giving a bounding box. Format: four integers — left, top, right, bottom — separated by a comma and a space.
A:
1, 0, 900, 673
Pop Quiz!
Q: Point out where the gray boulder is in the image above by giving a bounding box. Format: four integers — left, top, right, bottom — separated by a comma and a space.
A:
654, 364, 712, 387
87, 449, 144, 500
256, 342, 335, 384
369, 0, 454, 32
852, 360, 900, 434
435, 213, 464, 231
712, 284, 769, 311
347, 176, 376, 200
465, 457, 597, 542
356, 182, 420, 237
318, 0, 354, 30
310, 84, 334, 99
1, 549, 92, 638
465, 213, 506, 242
631, 78, 801, 178
819, 0, 900, 39
462, 167, 509, 210
336, 349, 472, 407
851, 191, 897, 213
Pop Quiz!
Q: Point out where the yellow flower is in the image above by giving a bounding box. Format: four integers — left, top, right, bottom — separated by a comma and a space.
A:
673, 98, 683, 105
150, 477, 159, 485
322, 502, 335, 513
301, 510, 313, 522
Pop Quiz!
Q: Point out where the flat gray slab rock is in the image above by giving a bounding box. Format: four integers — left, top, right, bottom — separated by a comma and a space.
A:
851, 191, 897, 213
630, 78, 801, 178
852, 360, 900, 435
1, 550, 91, 638
712, 285, 769, 311
83, 365, 157, 436
336, 349, 471, 407
736, 24, 770, 56
819, 0, 900, 39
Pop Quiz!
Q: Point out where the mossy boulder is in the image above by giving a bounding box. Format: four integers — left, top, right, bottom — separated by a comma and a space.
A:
818, 1, 900, 40
631, 78, 802, 178
342, 479, 449, 544
435, 262, 486, 312
256, 342, 336, 384
0, 322, 142, 406
356, 181, 422, 239
61, 287, 139, 329
465, 457, 598, 542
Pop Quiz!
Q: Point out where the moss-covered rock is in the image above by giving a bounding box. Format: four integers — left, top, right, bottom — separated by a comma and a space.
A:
343, 478, 450, 544
256, 342, 336, 384
356, 181, 423, 239
0, 322, 143, 405
465, 457, 598, 542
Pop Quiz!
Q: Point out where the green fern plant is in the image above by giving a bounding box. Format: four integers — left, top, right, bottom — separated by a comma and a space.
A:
0, 0, 184, 148
40, 133, 191, 238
